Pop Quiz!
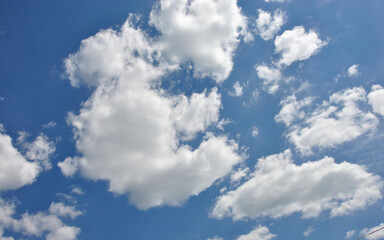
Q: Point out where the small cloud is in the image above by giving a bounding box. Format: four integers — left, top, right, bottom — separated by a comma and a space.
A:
229, 81, 244, 97
345, 230, 356, 239
0, 97, 4, 101
217, 119, 232, 131
303, 226, 314, 237
251, 127, 259, 137
71, 186, 84, 195
347, 64, 359, 77
42, 121, 57, 128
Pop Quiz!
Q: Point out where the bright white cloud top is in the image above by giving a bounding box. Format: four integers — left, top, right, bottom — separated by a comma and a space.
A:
212, 150, 382, 220
284, 87, 378, 155
61, 8, 243, 209
149, 0, 250, 82
275, 26, 327, 67
1, 0, 384, 239
256, 9, 286, 41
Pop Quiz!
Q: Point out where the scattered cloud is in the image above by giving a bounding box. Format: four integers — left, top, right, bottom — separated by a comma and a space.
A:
61, 15, 243, 210
256, 9, 286, 41
229, 82, 244, 97
255, 64, 282, 94
71, 187, 84, 195
48, 202, 83, 219
236, 225, 276, 240
303, 226, 314, 237
275, 26, 327, 67
286, 87, 378, 155
231, 167, 249, 183
0, 198, 81, 240
149, 0, 250, 82
212, 150, 382, 220
275, 95, 313, 127
42, 121, 57, 129
368, 85, 384, 117
0, 128, 40, 191
347, 64, 359, 77
345, 230, 356, 239
251, 127, 259, 137
19, 133, 55, 170
58, 157, 80, 177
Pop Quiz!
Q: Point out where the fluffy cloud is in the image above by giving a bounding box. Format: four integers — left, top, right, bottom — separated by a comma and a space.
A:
286, 87, 378, 155
368, 85, 384, 117
360, 223, 384, 240
0, 128, 40, 191
0, 198, 81, 240
211, 150, 382, 220
255, 64, 282, 93
347, 64, 359, 77
256, 9, 286, 41
275, 95, 313, 126
275, 26, 327, 67
345, 230, 356, 239
20, 133, 55, 170
61, 15, 242, 210
149, 0, 249, 82
173, 88, 221, 140
229, 82, 243, 97
237, 226, 276, 240
48, 202, 83, 219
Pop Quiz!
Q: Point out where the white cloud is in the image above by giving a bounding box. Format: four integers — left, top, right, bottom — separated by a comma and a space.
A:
149, 0, 249, 82
275, 95, 313, 127
345, 230, 356, 239
42, 121, 57, 129
61, 16, 242, 210
360, 223, 384, 240
287, 87, 378, 155
229, 82, 243, 97
20, 133, 55, 170
173, 88, 221, 140
256, 9, 286, 41
0, 129, 40, 191
368, 85, 384, 117
347, 64, 359, 77
0, 198, 81, 240
303, 226, 314, 237
58, 157, 80, 177
237, 226, 276, 240
231, 167, 249, 183
212, 150, 382, 220
71, 187, 84, 195
275, 26, 327, 67
255, 64, 282, 94
48, 202, 83, 219
251, 127, 259, 137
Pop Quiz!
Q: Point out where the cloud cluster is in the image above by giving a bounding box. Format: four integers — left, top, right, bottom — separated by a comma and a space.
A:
0, 127, 54, 191
0, 198, 81, 240
284, 87, 378, 155
256, 9, 286, 41
61, 9, 243, 209
256, 26, 326, 93
149, 0, 250, 82
212, 150, 382, 220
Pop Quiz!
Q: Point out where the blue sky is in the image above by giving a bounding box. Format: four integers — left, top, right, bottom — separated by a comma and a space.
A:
0, 0, 384, 239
